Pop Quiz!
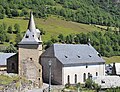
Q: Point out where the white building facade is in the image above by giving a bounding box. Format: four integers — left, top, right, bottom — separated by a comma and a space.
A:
62, 64, 105, 84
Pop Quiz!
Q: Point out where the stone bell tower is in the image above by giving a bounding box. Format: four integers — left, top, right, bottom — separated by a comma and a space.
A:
18, 12, 43, 87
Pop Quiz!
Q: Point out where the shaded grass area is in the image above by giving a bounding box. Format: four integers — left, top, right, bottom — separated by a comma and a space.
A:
0, 74, 19, 85
0, 74, 30, 91
103, 56, 120, 64
0, 16, 101, 42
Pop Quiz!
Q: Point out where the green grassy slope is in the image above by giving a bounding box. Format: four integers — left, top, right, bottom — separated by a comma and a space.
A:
103, 56, 120, 64
0, 16, 101, 42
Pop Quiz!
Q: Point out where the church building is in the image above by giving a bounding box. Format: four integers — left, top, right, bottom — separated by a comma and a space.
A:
7, 12, 105, 86
40, 44, 105, 85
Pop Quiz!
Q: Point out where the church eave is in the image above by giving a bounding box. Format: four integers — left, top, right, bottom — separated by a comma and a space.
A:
18, 41, 40, 45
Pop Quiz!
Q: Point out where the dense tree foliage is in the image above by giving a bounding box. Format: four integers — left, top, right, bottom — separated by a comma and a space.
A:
0, 23, 22, 45
0, 0, 119, 27
0, 24, 9, 43
4, 44, 17, 53
45, 29, 120, 57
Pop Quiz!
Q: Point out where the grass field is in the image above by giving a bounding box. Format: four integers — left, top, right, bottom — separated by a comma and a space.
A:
0, 74, 19, 85
103, 56, 120, 64
0, 16, 101, 42
95, 25, 119, 31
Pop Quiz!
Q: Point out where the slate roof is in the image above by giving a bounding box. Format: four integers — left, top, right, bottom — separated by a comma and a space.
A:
53, 44, 105, 66
0, 53, 16, 65
19, 12, 42, 45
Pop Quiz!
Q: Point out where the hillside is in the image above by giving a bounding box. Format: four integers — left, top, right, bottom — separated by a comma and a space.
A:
0, 0, 119, 27
0, 16, 101, 42
104, 56, 120, 64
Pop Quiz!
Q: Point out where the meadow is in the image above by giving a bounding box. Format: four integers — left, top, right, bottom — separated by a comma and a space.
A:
0, 16, 101, 42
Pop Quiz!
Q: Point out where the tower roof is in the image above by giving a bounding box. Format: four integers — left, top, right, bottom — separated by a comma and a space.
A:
28, 12, 36, 32
18, 12, 42, 45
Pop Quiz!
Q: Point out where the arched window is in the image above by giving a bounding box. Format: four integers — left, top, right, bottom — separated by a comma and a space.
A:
96, 72, 98, 76
88, 73, 90, 79
11, 63, 15, 70
83, 73, 86, 82
39, 69, 41, 72
67, 75, 70, 84
75, 74, 77, 84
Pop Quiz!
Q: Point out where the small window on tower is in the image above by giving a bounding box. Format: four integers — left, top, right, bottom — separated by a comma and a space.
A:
30, 58, 32, 60
33, 35, 34, 37
39, 69, 41, 72
25, 34, 29, 38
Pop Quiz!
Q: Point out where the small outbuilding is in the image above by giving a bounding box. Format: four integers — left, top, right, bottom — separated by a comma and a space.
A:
0, 53, 16, 74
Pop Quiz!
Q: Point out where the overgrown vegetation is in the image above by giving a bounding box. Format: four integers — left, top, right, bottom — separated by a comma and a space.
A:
104, 56, 120, 64
106, 87, 120, 92
0, 0, 119, 27
45, 28, 120, 57
85, 78, 101, 91
0, 74, 32, 91
63, 79, 101, 92
0, 22, 22, 44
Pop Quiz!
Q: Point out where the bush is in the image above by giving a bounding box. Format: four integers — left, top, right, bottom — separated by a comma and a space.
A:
4, 44, 17, 53
85, 79, 93, 89
92, 82, 101, 92
11, 10, 19, 17
65, 83, 70, 88
85, 79, 101, 92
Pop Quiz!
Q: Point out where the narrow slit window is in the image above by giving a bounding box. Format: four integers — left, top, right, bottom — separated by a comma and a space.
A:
68, 75, 70, 84
30, 58, 32, 60
75, 74, 77, 83
96, 72, 98, 76
83, 73, 86, 82
86, 64, 88, 68
88, 73, 90, 78
77, 55, 80, 58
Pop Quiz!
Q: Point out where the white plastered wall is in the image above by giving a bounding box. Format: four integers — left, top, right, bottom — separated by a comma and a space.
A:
62, 64, 105, 85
